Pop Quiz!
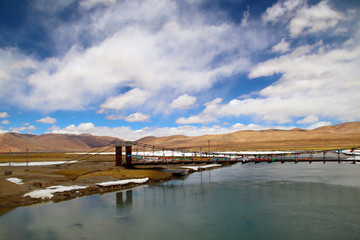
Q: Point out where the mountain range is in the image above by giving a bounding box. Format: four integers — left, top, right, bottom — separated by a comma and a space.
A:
1, 122, 359, 152
0, 133, 120, 152
137, 121, 360, 151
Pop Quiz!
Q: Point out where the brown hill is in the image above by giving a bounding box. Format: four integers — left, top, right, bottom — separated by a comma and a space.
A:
137, 122, 360, 151
1, 122, 359, 152
0, 133, 121, 152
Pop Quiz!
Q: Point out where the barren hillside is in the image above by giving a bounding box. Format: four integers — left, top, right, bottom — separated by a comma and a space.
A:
0, 133, 121, 152
1, 122, 359, 152
137, 122, 360, 151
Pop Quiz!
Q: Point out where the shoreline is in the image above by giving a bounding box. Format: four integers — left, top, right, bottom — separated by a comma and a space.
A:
0, 161, 223, 211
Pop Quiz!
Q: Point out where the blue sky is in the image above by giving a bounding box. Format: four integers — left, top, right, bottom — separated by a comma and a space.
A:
0, 0, 359, 140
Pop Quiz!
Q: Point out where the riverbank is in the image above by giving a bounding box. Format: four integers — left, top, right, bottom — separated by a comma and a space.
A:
0, 160, 222, 209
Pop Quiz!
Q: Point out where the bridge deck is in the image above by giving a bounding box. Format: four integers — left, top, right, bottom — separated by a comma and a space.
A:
125, 157, 359, 166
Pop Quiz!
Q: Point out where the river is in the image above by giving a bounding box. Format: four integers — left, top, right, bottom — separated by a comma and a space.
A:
1, 162, 360, 240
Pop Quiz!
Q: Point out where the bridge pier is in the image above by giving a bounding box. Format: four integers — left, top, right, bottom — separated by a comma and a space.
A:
126, 145, 132, 166
115, 141, 134, 168
116, 145, 123, 166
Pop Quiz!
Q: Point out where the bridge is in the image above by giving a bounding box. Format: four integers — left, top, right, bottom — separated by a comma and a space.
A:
112, 141, 360, 167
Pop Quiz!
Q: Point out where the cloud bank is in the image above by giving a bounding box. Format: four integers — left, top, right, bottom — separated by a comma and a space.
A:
0, 0, 359, 140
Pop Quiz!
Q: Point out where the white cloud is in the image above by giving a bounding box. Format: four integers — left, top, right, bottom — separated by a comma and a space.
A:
47, 125, 60, 131
9, 125, 36, 133
100, 88, 151, 111
0, 112, 9, 118
170, 94, 197, 109
262, 0, 303, 23
262, 1, 286, 23
289, 1, 344, 37
272, 38, 290, 53
27, 125, 36, 131
1, 0, 357, 133
125, 112, 150, 122
297, 115, 319, 124
180, 40, 360, 124
263, 0, 344, 38
307, 121, 332, 129
51, 122, 138, 140
176, 115, 215, 125
49, 122, 294, 141
231, 123, 294, 131
36, 116, 57, 124
241, 5, 250, 27
80, 0, 117, 9
176, 97, 223, 124
205, 98, 223, 106
1, 0, 265, 113
263, 2, 286, 22
0, 49, 37, 104
56, 122, 97, 134
105, 114, 125, 120
1, 120, 9, 124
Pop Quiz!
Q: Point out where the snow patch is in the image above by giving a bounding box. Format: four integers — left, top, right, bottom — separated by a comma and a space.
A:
181, 164, 221, 171
7, 177, 24, 185
181, 166, 200, 171
95, 177, 149, 187
24, 185, 88, 199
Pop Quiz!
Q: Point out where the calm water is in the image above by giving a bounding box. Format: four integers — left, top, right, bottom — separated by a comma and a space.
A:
1, 162, 360, 240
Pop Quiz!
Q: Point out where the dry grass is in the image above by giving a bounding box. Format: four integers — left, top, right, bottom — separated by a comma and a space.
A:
55, 169, 91, 177
77, 167, 172, 181
0, 152, 114, 163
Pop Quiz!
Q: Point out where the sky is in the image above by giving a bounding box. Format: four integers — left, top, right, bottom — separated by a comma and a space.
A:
0, 0, 359, 141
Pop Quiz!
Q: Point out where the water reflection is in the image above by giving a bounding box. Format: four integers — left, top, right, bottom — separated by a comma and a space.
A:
114, 190, 135, 226
116, 190, 133, 209
0, 163, 360, 240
